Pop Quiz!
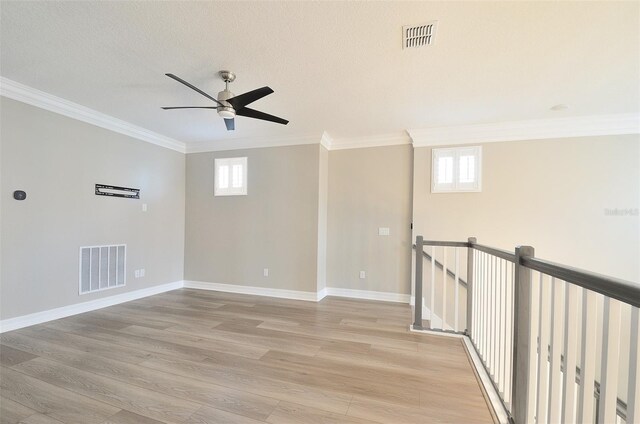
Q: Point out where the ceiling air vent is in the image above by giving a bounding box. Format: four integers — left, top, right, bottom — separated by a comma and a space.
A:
403, 21, 438, 49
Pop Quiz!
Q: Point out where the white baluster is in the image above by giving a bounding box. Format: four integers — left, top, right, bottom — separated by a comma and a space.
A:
527, 270, 541, 424
597, 297, 621, 424
561, 284, 578, 423
430, 246, 435, 330
443, 247, 447, 330
548, 278, 565, 422
454, 247, 459, 332
497, 257, 504, 394
536, 273, 551, 423
628, 306, 640, 424
577, 290, 598, 424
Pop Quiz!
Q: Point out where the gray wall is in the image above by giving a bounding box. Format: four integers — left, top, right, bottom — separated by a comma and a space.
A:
413, 135, 640, 282
327, 145, 413, 294
0, 97, 185, 320
184, 144, 320, 292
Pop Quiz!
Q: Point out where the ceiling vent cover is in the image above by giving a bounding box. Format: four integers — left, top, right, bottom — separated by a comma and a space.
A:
403, 21, 438, 49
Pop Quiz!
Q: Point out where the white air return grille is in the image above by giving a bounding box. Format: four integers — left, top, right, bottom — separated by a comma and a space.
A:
403, 21, 438, 49
79, 244, 126, 294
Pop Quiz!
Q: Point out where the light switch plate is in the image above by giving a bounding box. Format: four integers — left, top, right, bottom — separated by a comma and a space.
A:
359, 271, 366, 279
263, 268, 269, 277
378, 227, 390, 236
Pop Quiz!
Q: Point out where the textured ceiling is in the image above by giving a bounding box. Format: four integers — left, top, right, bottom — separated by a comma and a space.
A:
1, 1, 638, 145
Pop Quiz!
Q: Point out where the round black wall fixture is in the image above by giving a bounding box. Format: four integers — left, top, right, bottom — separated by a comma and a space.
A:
13, 190, 27, 201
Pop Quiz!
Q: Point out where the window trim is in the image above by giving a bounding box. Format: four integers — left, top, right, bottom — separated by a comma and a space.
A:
431, 146, 482, 193
214, 157, 248, 196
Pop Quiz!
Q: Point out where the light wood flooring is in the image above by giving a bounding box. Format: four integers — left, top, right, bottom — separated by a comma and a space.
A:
0, 289, 494, 423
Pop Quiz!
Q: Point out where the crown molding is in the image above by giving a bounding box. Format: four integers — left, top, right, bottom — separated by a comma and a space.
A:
328, 131, 412, 151
185, 132, 326, 153
409, 113, 640, 147
320, 131, 333, 150
0, 76, 187, 153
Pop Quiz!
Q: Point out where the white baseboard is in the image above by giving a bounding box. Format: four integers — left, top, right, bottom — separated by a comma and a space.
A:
325, 287, 410, 303
461, 337, 510, 424
0, 281, 413, 333
0, 280, 184, 333
409, 295, 453, 331
183, 280, 322, 302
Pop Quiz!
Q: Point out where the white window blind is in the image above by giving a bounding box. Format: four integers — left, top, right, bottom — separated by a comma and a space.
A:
432, 146, 482, 193
215, 157, 247, 196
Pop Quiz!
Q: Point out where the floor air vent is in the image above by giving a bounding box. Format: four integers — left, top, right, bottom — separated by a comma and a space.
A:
403, 22, 438, 49
79, 245, 126, 294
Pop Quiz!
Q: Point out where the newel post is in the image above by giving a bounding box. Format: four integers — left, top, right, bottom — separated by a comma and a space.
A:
512, 245, 535, 424
413, 236, 424, 330
466, 237, 477, 335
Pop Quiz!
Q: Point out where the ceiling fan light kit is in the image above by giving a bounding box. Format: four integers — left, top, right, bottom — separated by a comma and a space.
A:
162, 70, 288, 131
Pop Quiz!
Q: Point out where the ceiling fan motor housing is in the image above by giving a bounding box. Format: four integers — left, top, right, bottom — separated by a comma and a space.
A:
217, 89, 235, 119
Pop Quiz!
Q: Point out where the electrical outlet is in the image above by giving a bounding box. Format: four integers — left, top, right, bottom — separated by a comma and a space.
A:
140, 268, 145, 277
263, 268, 269, 277
359, 271, 366, 279
134, 270, 140, 278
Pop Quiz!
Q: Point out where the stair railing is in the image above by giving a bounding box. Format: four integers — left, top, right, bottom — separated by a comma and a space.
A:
412, 235, 640, 424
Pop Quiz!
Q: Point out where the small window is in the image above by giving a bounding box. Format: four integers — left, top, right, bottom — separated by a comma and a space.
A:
215, 157, 247, 196
432, 146, 482, 193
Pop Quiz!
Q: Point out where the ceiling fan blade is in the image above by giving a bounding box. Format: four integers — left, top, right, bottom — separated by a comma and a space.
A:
224, 118, 235, 131
227, 86, 274, 109
165, 73, 223, 107
161, 106, 217, 110
235, 107, 288, 125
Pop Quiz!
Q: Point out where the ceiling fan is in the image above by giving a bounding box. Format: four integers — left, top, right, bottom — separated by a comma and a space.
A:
162, 71, 288, 131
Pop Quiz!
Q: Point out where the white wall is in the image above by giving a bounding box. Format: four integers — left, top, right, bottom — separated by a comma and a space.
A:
0, 97, 185, 320
412, 135, 640, 282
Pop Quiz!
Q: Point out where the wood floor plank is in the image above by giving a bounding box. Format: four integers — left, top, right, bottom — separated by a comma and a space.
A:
1, 331, 279, 421
140, 356, 353, 415
53, 325, 212, 363
17, 413, 64, 424
0, 289, 494, 423
117, 325, 268, 359
165, 324, 322, 357
186, 405, 264, 424
0, 367, 119, 424
0, 396, 38, 424
3, 327, 152, 365
266, 401, 378, 424
101, 410, 165, 424
0, 345, 38, 367
12, 358, 201, 423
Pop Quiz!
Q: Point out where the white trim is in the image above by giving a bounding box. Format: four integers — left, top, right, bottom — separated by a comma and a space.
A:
183, 280, 322, 302
408, 326, 510, 424
0, 76, 186, 153
328, 132, 412, 151
320, 131, 333, 150
410, 324, 463, 339
186, 133, 324, 153
325, 287, 410, 303
432, 146, 482, 193
214, 156, 248, 196
0, 280, 184, 333
317, 287, 327, 301
409, 113, 640, 147
461, 336, 510, 424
